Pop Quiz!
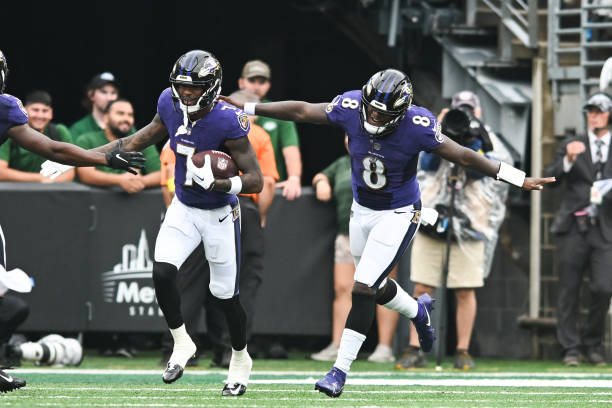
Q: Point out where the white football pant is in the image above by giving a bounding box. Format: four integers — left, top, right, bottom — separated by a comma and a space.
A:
350, 200, 421, 289
155, 197, 240, 299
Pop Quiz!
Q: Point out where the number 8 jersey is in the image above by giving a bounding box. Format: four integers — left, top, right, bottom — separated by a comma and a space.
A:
326, 90, 443, 211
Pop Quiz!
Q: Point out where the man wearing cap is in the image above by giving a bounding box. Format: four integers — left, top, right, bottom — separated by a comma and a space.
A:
545, 92, 612, 366
238, 60, 302, 201
397, 90, 510, 370
0, 90, 75, 182
69, 72, 121, 140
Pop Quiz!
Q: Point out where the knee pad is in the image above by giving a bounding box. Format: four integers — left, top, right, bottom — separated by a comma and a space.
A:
153, 261, 178, 283
376, 278, 398, 305
345, 290, 377, 335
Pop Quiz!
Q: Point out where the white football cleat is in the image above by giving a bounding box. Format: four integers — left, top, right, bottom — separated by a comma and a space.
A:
162, 336, 196, 384
222, 348, 252, 396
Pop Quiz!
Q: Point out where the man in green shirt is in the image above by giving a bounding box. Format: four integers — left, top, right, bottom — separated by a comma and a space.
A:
0, 90, 75, 182
75, 98, 161, 193
69, 72, 121, 140
238, 60, 302, 200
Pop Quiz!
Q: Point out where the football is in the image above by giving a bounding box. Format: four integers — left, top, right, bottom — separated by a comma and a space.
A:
191, 150, 238, 179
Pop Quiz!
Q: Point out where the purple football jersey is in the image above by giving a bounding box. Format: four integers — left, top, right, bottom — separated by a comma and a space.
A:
156, 88, 250, 209
0, 94, 28, 146
326, 90, 443, 210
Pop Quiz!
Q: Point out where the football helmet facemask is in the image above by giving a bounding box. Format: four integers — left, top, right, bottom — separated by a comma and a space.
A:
360, 69, 412, 137
170, 50, 222, 115
0, 50, 8, 94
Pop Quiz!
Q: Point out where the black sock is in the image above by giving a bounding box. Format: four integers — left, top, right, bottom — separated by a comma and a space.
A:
214, 295, 247, 351
345, 292, 377, 336
152, 261, 183, 329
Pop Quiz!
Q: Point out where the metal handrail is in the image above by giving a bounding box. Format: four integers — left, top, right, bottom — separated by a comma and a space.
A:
477, 0, 539, 49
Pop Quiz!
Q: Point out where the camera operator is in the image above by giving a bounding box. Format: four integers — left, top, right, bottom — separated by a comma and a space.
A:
396, 91, 511, 370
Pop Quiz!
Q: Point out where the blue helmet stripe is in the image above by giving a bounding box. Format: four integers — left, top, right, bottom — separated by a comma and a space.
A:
374, 73, 395, 103
179, 57, 185, 76
179, 53, 196, 76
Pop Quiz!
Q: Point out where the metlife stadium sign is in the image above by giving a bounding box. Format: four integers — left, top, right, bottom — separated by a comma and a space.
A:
100, 229, 163, 318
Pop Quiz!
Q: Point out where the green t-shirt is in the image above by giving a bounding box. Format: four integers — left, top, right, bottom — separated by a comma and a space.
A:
0, 123, 73, 173
321, 155, 352, 235
69, 114, 101, 140
69, 114, 137, 140
75, 130, 161, 174
255, 103, 299, 181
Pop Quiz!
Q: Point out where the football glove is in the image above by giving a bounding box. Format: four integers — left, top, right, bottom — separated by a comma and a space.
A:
106, 139, 146, 175
40, 161, 74, 180
186, 154, 215, 190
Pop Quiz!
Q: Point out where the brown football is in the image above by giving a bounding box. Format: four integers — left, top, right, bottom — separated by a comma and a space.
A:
191, 150, 238, 179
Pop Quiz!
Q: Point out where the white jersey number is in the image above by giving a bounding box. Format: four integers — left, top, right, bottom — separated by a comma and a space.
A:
341, 98, 360, 110
412, 115, 431, 127
176, 144, 196, 186
362, 156, 387, 190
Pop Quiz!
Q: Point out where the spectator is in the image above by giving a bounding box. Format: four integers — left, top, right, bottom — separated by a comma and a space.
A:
238, 59, 301, 358
76, 98, 159, 357
311, 134, 399, 363
238, 60, 302, 201
0, 90, 74, 182
229, 89, 279, 351
75, 98, 161, 193
396, 91, 511, 370
69, 72, 121, 140
545, 92, 612, 367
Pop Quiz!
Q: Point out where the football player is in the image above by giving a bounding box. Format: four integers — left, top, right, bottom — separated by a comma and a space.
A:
219, 69, 555, 398
0, 50, 144, 393
43, 50, 263, 396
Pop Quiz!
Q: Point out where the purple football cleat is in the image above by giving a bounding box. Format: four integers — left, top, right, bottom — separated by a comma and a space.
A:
314, 366, 346, 398
411, 293, 436, 352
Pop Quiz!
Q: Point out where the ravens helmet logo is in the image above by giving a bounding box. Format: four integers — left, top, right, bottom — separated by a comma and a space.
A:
198, 58, 220, 78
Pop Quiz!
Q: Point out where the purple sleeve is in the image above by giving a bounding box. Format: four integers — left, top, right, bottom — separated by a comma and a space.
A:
325, 94, 344, 126
221, 102, 250, 140
7, 95, 28, 127
412, 107, 443, 152
325, 90, 361, 129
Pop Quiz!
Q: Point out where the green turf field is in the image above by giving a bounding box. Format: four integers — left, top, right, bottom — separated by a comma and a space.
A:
3, 351, 612, 407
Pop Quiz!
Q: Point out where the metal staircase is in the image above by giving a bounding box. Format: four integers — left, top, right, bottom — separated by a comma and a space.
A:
548, 0, 612, 108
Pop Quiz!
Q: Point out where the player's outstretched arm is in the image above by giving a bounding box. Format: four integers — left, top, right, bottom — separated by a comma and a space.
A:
218, 95, 330, 124
433, 135, 555, 190
92, 114, 168, 154
7, 123, 144, 172
214, 136, 263, 194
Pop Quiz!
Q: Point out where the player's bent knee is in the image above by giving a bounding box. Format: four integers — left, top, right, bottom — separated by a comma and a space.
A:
352, 281, 377, 296
152, 261, 178, 283
209, 281, 235, 300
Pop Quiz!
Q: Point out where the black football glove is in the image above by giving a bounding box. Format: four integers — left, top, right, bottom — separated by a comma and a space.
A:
105, 139, 146, 175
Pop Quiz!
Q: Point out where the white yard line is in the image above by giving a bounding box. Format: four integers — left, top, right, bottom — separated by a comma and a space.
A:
12, 368, 612, 378
22, 387, 612, 395
7, 369, 612, 388
249, 378, 612, 387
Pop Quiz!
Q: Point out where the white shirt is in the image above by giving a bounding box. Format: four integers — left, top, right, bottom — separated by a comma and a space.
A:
563, 130, 611, 172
